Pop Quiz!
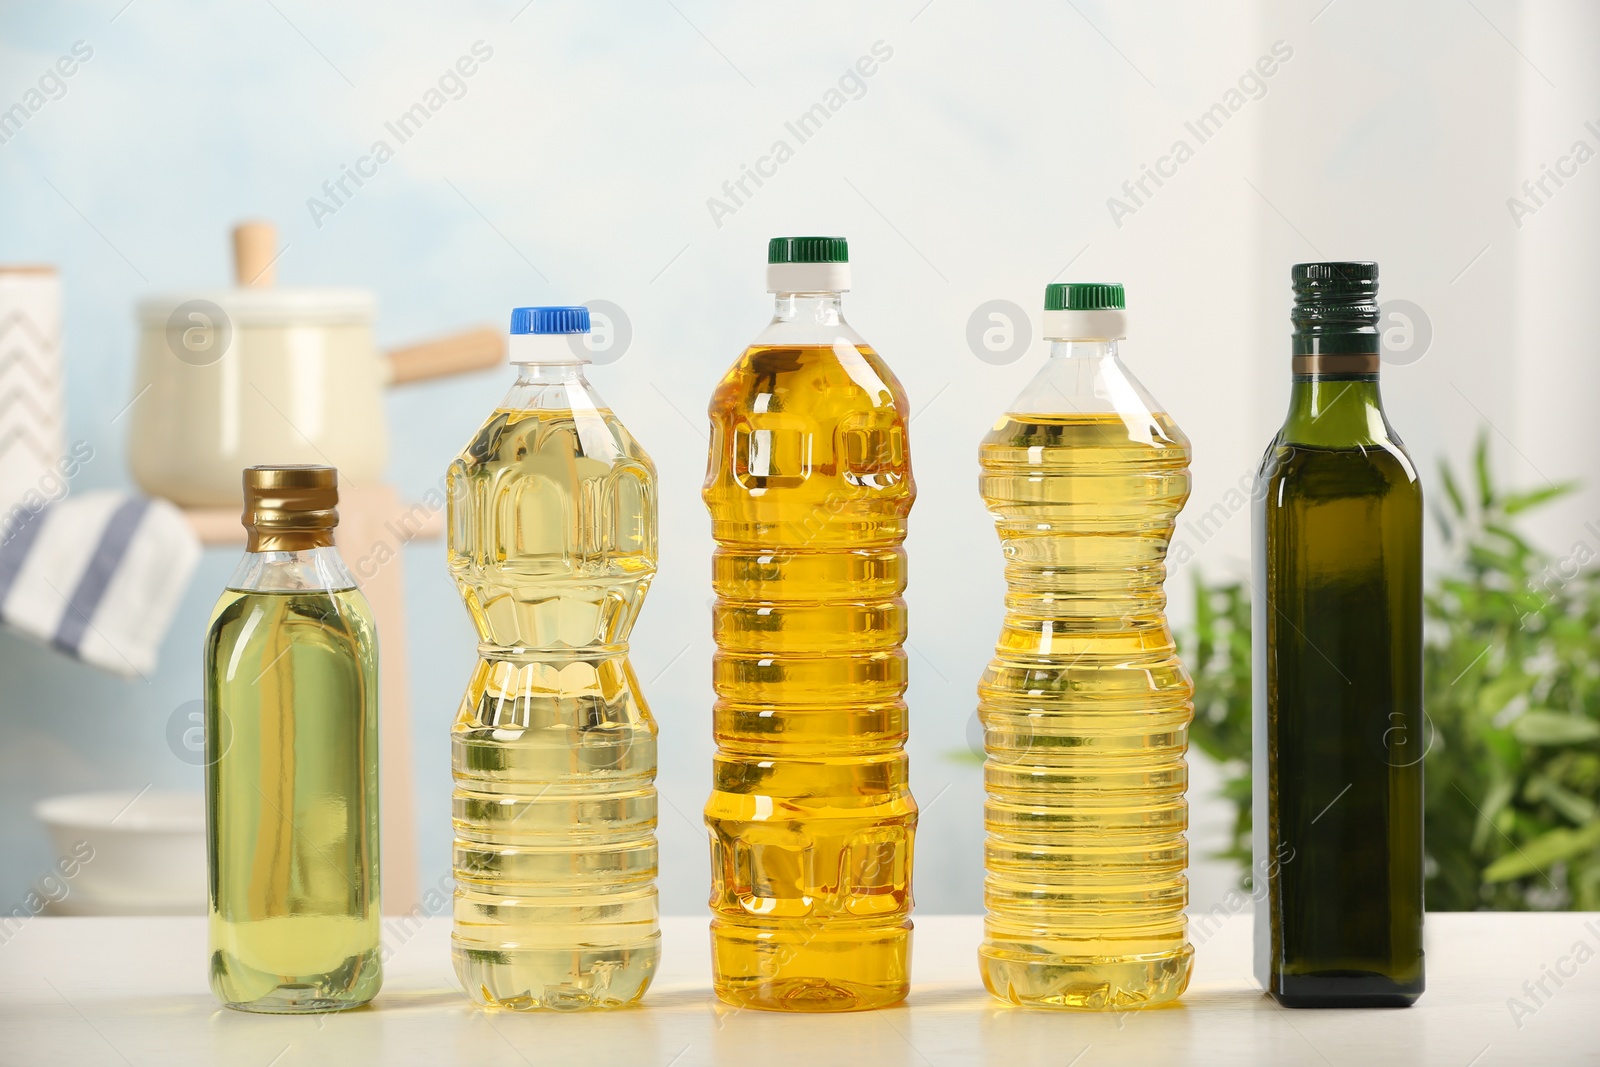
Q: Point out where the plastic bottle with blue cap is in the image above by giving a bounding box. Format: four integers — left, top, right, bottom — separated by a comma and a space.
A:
446, 306, 661, 1009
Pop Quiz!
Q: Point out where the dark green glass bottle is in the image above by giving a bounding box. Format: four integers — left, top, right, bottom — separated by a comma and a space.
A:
1251, 262, 1424, 1008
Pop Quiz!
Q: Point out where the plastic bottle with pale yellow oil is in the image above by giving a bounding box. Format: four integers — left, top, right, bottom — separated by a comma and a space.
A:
976, 283, 1194, 1009
446, 306, 660, 1011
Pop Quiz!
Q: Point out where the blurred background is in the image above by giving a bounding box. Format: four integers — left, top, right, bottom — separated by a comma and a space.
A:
1, 0, 1597, 920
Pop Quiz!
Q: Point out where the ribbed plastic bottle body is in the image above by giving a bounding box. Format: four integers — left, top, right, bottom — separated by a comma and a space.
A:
446, 366, 659, 1011
703, 306, 917, 1012
976, 345, 1194, 1009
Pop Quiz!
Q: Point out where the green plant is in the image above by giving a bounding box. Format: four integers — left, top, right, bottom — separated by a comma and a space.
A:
1180, 434, 1600, 909
1421, 435, 1599, 909
1182, 576, 1252, 873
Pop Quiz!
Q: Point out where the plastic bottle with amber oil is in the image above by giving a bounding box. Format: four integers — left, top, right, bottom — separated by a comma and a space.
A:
205, 465, 381, 1013
448, 306, 660, 1010
976, 284, 1194, 1009
704, 237, 917, 1012
1252, 262, 1424, 1007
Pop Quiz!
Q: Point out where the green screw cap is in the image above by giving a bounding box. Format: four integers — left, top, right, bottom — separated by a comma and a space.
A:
1292, 261, 1378, 300
1290, 261, 1380, 355
768, 236, 849, 264
1044, 282, 1125, 311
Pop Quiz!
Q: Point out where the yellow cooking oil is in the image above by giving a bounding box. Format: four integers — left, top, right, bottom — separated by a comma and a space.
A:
206, 584, 381, 1012
447, 349, 660, 1011
704, 335, 918, 1012
977, 408, 1194, 1009
975, 283, 1195, 1009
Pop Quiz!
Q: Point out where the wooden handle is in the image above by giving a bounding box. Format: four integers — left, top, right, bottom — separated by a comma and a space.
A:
183, 507, 246, 545
232, 221, 278, 287
182, 500, 442, 544
385, 326, 504, 385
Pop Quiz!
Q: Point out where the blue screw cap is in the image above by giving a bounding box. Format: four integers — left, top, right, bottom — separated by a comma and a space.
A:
509, 306, 590, 335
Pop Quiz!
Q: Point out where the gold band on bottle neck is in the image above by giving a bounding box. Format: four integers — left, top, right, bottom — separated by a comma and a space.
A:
1292, 353, 1380, 375
242, 465, 339, 551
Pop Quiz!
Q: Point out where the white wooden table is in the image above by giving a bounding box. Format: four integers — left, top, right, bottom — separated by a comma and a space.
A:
0, 913, 1594, 1066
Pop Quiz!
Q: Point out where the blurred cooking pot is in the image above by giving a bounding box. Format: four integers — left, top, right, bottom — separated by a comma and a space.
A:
128, 220, 502, 507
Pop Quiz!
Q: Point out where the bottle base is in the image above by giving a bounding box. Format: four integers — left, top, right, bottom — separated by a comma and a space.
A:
210, 947, 381, 1014
714, 976, 908, 1013
220, 991, 374, 1015
452, 938, 660, 1011
978, 943, 1193, 1010
1267, 971, 1422, 1008
710, 920, 910, 1013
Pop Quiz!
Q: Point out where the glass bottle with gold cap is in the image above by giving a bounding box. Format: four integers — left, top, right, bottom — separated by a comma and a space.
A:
204, 464, 381, 1013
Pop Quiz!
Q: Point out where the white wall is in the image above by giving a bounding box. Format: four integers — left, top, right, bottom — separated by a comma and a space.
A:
1512, 1, 1600, 554
0, 0, 1592, 920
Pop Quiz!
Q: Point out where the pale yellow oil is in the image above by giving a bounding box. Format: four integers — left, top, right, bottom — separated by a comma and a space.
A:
205, 587, 381, 1013
447, 405, 660, 1011
976, 412, 1194, 1009
703, 343, 918, 1012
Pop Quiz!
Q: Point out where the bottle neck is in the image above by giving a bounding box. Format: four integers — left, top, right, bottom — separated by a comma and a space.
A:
1282, 372, 1389, 446
228, 544, 357, 593
245, 525, 333, 553
772, 291, 846, 325
1284, 268, 1390, 445
501, 359, 604, 412
511, 361, 589, 385
1046, 339, 1120, 360
753, 291, 865, 349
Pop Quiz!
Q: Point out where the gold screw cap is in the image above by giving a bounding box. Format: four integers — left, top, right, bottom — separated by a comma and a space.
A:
242, 465, 339, 551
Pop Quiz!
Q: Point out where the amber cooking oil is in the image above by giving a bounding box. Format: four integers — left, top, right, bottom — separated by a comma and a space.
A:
704, 236, 917, 1013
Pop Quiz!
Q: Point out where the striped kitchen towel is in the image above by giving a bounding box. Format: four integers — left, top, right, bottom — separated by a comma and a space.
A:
0, 491, 199, 678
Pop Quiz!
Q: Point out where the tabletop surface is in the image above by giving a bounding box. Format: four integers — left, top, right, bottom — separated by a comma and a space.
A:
1, 912, 1595, 1066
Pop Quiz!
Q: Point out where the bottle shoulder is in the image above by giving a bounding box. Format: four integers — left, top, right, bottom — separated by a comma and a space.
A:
1256, 433, 1422, 503
453, 404, 657, 479
222, 546, 361, 595
206, 585, 377, 654
979, 410, 1190, 467
748, 310, 868, 351
470, 372, 656, 470
1004, 349, 1174, 417
712, 341, 909, 419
